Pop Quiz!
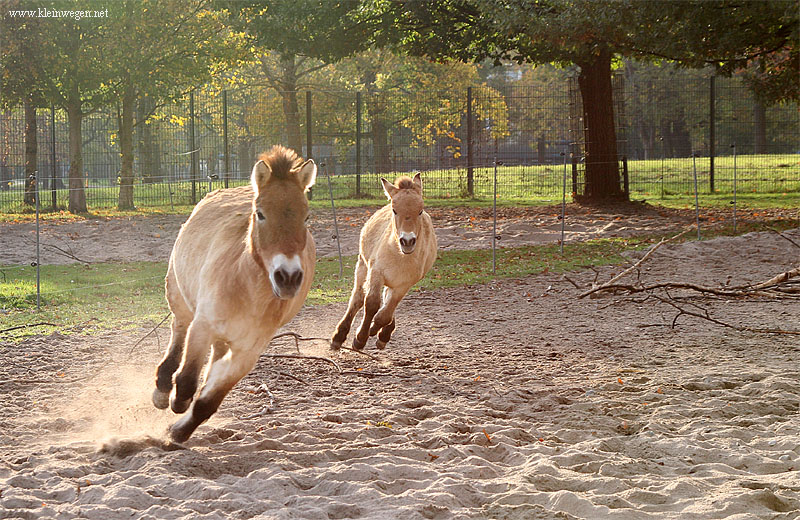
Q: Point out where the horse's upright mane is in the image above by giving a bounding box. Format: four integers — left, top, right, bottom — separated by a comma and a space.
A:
259, 145, 303, 179
395, 176, 416, 190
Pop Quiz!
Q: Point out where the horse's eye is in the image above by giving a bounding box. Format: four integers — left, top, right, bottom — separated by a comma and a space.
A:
392, 209, 397, 215
256, 210, 265, 221
304, 214, 310, 223
419, 210, 423, 215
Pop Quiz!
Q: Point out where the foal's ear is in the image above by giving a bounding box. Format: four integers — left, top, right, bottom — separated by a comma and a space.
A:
296, 159, 317, 192
381, 177, 398, 199
412, 172, 422, 191
251, 160, 271, 193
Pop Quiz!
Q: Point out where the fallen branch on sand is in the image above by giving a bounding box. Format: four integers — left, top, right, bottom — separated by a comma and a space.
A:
580, 227, 692, 298
655, 294, 800, 335
0, 322, 60, 334
582, 266, 800, 300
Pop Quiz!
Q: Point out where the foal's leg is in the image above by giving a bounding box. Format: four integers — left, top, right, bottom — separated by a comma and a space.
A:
170, 319, 213, 414
169, 347, 260, 443
368, 287, 408, 349
376, 318, 396, 350
153, 270, 193, 409
353, 271, 384, 350
331, 257, 368, 349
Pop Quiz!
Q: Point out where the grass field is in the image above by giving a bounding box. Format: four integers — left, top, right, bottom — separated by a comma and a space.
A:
2, 218, 797, 340
1, 154, 797, 221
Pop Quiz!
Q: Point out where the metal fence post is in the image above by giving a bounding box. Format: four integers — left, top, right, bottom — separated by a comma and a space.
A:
223, 90, 229, 189
571, 156, 578, 196
709, 75, 715, 193
50, 104, 57, 210
466, 86, 474, 197
190, 90, 197, 204
356, 91, 361, 197
306, 90, 313, 200
622, 155, 629, 197
35, 169, 40, 311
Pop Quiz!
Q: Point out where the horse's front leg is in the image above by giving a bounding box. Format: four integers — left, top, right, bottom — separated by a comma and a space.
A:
153, 315, 189, 409
169, 319, 213, 414
353, 271, 384, 350
169, 345, 260, 443
331, 257, 367, 349
368, 287, 407, 350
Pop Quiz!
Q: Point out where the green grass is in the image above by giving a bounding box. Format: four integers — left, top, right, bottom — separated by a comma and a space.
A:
3, 217, 797, 340
2, 154, 797, 222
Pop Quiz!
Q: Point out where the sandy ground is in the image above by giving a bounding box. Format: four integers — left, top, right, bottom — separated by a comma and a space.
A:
1, 227, 799, 519
5, 203, 796, 266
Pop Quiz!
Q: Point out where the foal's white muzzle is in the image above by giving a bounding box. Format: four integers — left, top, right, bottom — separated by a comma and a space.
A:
269, 254, 304, 299
398, 231, 417, 254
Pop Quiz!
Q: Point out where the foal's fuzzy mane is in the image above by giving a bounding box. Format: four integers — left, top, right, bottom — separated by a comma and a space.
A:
395, 176, 418, 190
259, 145, 303, 180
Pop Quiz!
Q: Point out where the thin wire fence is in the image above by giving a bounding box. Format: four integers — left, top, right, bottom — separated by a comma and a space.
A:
1, 68, 798, 212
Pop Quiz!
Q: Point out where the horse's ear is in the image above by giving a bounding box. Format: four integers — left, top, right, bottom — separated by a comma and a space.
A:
381, 177, 398, 199
251, 160, 271, 193
296, 159, 317, 192
412, 172, 422, 191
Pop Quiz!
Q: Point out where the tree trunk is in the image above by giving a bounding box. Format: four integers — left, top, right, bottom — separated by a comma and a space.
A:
577, 48, 624, 201
0, 109, 11, 192
118, 85, 135, 210
537, 136, 546, 165
237, 138, 254, 176
67, 102, 87, 213
23, 100, 37, 205
753, 100, 767, 154
371, 112, 391, 173
137, 96, 161, 184
280, 55, 303, 154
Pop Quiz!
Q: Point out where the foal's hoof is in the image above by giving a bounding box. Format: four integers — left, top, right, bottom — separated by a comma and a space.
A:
330, 339, 343, 350
352, 337, 366, 351
152, 388, 170, 410
170, 395, 193, 414
375, 340, 387, 350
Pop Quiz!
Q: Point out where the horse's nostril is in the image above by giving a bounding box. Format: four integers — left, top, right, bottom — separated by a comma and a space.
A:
290, 270, 303, 287
409, 237, 416, 247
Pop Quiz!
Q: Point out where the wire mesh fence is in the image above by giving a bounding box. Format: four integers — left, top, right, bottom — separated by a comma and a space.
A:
1, 67, 798, 212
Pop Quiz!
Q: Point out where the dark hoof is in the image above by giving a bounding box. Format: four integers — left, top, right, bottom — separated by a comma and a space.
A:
152, 389, 170, 410
168, 423, 192, 444
352, 337, 366, 351
330, 339, 343, 350
170, 395, 192, 414
376, 340, 387, 350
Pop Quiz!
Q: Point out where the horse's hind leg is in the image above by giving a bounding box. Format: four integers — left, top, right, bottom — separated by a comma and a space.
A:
376, 318, 396, 350
169, 347, 259, 443
170, 319, 212, 414
331, 257, 368, 349
153, 270, 192, 409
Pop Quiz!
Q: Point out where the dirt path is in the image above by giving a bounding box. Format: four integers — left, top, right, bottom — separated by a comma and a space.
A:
1, 229, 798, 519
4, 203, 795, 266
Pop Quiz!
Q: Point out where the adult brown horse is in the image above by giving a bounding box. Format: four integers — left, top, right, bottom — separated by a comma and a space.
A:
331, 173, 437, 351
152, 146, 316, 443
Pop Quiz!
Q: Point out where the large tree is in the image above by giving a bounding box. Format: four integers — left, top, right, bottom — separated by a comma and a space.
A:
1, 0, 117, 212
364, 0, 798, 201
109, 0, 242, 209
223, 0, 370, 154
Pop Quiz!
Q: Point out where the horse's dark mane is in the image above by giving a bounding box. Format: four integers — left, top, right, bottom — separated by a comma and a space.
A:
259, 145, 303, 179
396, 176, 416, 190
